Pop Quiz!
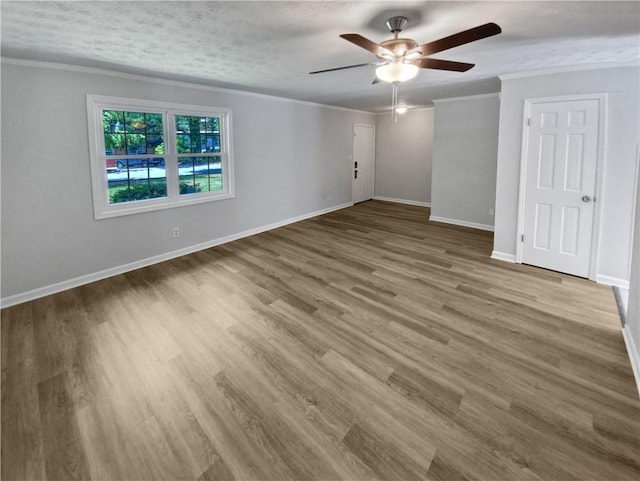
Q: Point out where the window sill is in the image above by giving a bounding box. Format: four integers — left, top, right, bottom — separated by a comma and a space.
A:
94, 191, 236, 219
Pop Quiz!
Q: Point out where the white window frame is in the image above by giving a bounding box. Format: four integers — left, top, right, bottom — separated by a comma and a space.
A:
87, 94, 235, 219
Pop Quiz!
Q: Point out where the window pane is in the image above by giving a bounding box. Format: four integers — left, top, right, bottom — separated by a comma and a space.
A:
176, 134, 190, 154
191, 133, 203, 153
178, 156, 222, 195
104, 134, 126, 155
175, 115, 222, 154
126, 134, 146, 155
125, 112, 147, 132
114, 157, 160, 170
107, 158, 167, 204
105, 158, 117, 172
178, 156, 195, 194
145, 113, 163, 133
178, 156, 194, 169
203, 134, 221, 152
103, 110, 164, 156
175, 115, 192, 133
147, 134, 164, 154
103, 110, 125, 133
203, 117, 220, 133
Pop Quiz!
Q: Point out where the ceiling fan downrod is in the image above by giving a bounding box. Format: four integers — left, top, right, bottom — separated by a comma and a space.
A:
386, 16, 408, 38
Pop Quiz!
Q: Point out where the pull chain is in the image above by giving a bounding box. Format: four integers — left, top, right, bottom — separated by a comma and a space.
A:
392, 82, 398, 123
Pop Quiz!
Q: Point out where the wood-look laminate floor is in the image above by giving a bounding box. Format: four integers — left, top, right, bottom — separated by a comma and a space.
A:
2, 200, 639, 481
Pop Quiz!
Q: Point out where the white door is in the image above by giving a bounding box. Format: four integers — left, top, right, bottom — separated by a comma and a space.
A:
352, 124, 375, 204
520, 98, 600, 278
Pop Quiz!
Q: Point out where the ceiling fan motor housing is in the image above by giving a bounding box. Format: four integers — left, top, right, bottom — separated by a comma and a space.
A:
380, 38, 419, 57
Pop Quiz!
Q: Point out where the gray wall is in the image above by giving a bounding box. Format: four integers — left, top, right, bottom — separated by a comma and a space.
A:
494, 67, 639, 286
431, 94, 500, 228
627, 153, 640, 368
1, 61, 374, 300
374, 108, 433, 205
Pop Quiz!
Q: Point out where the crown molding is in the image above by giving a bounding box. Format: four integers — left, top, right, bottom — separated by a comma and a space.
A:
432, 92, 500, 104
1, 57, 374, 115
499, 62, 640, 81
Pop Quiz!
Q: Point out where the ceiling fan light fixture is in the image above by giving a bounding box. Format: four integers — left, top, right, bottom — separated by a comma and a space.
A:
375, 62, 419, 83
395, 106, 408, 114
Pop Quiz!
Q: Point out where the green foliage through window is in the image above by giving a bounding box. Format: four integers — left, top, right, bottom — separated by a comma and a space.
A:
180, 182, 202, 195
103, 110, 164, 155
109, 179, 167, 204
175, 115, 221, 154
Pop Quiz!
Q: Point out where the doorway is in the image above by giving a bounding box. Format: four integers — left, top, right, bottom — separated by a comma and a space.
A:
352, 123, 375, 204
516, 95, 605, 278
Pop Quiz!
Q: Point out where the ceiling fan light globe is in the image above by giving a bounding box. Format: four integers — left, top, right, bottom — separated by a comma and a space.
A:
375, 63, 419, 83
395, 106, 408, 114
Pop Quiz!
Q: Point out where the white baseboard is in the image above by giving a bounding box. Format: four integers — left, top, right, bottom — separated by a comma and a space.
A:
373, 196, 431, 207
429, 215, 494, 232
491, 251, 516, 263
622, 324, 640, 398
595, 274, 630, 290
1, 202, 353, 308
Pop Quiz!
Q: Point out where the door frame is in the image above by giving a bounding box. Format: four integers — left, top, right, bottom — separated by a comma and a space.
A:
515, 93, 608, 281
352, 123, 376, 203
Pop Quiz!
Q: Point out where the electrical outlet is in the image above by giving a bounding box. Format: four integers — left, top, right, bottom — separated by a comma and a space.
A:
489, 208, 495, 216
172, 227, 180, 238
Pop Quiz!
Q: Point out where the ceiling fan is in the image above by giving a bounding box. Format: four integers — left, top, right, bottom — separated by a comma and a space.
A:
310, 16, 502, 84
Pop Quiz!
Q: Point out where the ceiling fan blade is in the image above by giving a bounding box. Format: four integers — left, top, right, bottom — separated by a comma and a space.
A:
309, 63, 372, 74
414, 22, 501, 56
340, 33, 393, 58
413, 58, 475, 72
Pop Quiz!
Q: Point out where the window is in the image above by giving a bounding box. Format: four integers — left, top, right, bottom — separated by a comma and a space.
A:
175, 115, 223, 195
87, 95, 234, 219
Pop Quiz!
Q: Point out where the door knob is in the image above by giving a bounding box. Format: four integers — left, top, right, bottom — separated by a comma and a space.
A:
582, 195, 592, 203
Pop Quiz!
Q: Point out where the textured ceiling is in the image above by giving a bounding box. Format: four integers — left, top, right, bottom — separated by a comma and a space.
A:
2, 1, 639, 112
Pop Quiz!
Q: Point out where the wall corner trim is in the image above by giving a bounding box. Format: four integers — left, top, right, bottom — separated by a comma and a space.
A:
622, 324, 640, 398
429, 215, 494, 232
490, 251, 517, 263
373, 196, 431, 207
1, 202, 354, 308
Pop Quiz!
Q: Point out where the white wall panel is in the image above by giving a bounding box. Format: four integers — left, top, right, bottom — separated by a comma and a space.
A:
431, 94, 500, 228
374, 108, 433, 205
